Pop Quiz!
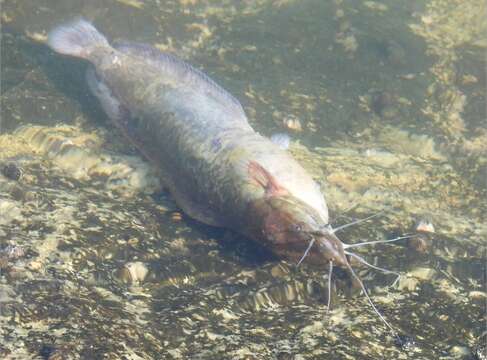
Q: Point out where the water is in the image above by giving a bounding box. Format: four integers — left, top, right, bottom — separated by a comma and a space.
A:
1, 0, 486, 359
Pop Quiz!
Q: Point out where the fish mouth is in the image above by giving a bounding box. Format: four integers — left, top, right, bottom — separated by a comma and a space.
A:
314, 229, 349, 268
296, 226, 349, 268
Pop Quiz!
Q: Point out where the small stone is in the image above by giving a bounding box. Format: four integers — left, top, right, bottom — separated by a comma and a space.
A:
469, 291, 486, 300
282, 116, 302, 132
171, 211, 183, 222
116, 261, 149, 285
450, 345, 471, 357
28, 260, 43, 271
127, 237, 139, 245
1, 163, 23, 181
415, 219, 435, 233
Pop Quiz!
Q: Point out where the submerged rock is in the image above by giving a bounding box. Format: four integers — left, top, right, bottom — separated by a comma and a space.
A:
1, 162, 22, 181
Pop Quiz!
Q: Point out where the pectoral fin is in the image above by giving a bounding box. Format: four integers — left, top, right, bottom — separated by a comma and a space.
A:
248, 161, 289, 197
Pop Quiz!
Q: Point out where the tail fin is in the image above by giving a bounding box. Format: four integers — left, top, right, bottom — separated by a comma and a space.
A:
47, 18, 109, 60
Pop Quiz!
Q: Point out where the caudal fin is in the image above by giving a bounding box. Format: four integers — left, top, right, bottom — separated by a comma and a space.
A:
47, 18, 109, 60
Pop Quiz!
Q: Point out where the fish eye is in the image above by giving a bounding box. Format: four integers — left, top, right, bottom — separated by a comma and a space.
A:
290, 224, 302, 232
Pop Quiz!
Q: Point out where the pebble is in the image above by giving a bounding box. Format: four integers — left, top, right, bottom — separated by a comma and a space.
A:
415, 219, 435, 233
450, 345, 471, 357
28, 260, 43, 271
1, 162, 22, 181
469, 291, 486, 300
171, 212, 183, 222
116, 261, 149, 285
282, 116, 302, 132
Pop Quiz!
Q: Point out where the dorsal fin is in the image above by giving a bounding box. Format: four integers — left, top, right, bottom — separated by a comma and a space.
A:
270, 133, 290, 150
113, 40, 247, 120
248, 161, 289, 197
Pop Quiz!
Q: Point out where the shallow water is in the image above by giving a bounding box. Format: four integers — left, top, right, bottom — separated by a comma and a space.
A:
1, 0, 486, 359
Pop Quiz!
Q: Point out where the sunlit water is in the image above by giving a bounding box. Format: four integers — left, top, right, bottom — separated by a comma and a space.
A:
1, 0, 485, 359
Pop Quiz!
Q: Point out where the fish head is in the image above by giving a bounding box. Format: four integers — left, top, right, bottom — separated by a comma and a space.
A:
253, 195, 348, 268
246, 160, 349, 267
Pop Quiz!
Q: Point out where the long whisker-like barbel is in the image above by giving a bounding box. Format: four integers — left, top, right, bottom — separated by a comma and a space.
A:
331, 210, 385, 233
297, 237, 316, 267
343, 234, 415, 249
345, 262, 399, 339
326, 260, 333, 311
345, 251, 401, 288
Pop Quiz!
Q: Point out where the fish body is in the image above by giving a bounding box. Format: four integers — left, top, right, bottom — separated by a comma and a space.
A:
47, 19, 344, 266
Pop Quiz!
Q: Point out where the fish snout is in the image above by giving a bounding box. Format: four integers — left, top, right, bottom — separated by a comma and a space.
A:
316, 231, 348, 268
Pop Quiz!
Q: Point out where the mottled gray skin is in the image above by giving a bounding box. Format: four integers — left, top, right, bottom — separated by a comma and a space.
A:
47, 20, 338, 264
